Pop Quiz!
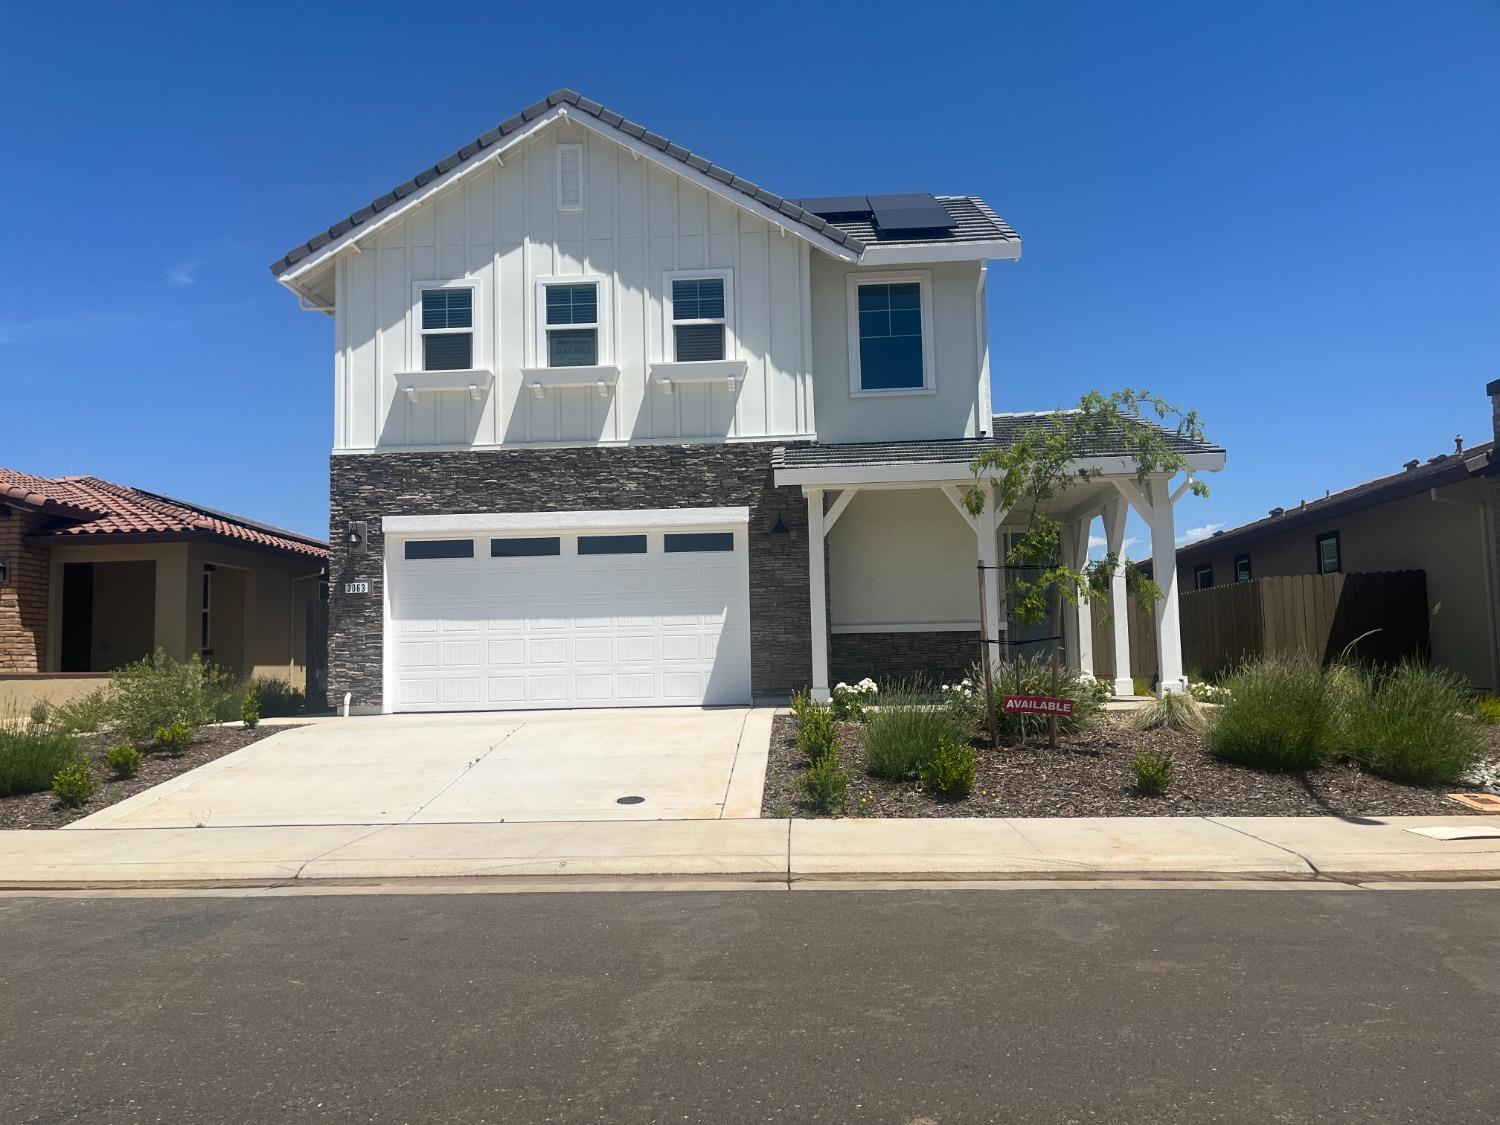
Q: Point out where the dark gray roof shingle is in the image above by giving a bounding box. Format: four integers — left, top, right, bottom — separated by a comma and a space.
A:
774, 412, 1224, 471
811, 196, 1019, 247
272, 89, 866, 276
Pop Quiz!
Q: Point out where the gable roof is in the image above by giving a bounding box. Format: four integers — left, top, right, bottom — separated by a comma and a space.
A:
0, 468, 328, 561
1171, 439, 1496, 563
272, 89, 868, 278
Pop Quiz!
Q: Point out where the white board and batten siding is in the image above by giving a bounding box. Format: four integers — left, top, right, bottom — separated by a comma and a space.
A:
334, 120, 814, 452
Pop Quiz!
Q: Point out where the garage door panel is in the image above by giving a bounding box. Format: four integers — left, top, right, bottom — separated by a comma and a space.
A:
387, 518, 750, 712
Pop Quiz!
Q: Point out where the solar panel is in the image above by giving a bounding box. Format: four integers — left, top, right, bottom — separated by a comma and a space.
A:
794, 195, 871, 219
867, 193, 957, 233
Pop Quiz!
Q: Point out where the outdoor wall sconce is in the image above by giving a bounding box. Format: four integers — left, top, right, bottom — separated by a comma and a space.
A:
346, 521, 367, 555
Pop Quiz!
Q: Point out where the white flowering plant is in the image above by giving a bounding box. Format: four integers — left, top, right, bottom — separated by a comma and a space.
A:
831, 678, 878, 722
1188, 681, 1231, 704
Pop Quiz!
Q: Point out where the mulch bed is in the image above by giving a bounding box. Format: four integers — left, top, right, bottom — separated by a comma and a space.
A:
762, 714, 1496, 819
0, 724, 298, 830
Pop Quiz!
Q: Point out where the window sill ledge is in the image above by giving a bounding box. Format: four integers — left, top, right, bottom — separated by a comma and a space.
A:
521, 365, 620, 398
649, 359, 747, 394
848, 385, 937, 399
396, 369, 494, 402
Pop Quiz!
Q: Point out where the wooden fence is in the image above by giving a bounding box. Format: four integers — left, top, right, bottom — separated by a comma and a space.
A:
1090, 570, 1430, 685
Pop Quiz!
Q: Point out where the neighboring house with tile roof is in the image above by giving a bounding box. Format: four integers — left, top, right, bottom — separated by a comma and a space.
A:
0, 469, 328, 692
273, 88, 1222, 713
1154, 382, 1500, 690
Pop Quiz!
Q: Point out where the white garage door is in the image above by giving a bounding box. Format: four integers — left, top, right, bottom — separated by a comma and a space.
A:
383, 509, 752, 712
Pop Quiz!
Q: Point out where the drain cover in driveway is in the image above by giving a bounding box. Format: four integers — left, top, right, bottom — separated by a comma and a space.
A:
616, 796, 646, 805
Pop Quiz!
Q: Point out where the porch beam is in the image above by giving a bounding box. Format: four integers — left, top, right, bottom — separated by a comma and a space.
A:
1169, 473, 1196, 505
806, 488, 831, 701
939, 485, 980, 533
821, 487, 858, 536
1109, 477, 1153, 523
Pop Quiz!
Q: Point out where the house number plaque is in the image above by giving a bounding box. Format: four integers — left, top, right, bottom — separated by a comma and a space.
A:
343, 581, 370, 595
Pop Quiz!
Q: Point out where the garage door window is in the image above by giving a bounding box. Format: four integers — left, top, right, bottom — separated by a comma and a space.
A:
491, 536, 561, 557
578, 534, 647, 555
404, 539, 474, 560
664, 532, 734, 553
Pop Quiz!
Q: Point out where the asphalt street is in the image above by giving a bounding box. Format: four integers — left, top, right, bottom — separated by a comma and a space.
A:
2, 886, 1497, 1123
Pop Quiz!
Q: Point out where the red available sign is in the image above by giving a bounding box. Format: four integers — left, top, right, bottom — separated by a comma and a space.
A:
1002, 694, 1076, 717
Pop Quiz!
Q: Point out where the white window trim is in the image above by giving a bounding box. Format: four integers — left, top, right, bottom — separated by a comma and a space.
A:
846, 269, 937, 398
533, 274, 610, 368
408, 278, 483, 374
556, 143, 584, 211
662, 269, 735, 362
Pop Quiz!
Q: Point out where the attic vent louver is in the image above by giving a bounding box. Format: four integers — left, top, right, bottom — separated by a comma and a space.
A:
556, 144, 583, 210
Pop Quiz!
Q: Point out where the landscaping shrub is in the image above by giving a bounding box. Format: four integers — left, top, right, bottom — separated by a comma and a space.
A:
830, 679, 877, 723
1207, 657, 1337, 771
1132, 676, 1153, 697
862, 679, 968, 780
1342, 662, 1485, 786
1475, 695, 1500, 726
919, 736, 976, 799
975, 657, 1103, 744
0, 721, 82, 797
51, 760, 99, 809
791, 689, 838, 763
111, 650, 230, 746
247, 676, 306, 718
153, 721, 194, 757
105, 744, 143, 780
800, 752, 847, 814
1132, 749, 1174, 797
51, 687, 113, 735
28, 700, 51, 726
1189, 681, 1231, 705
1129, 692, 1208, 735
241, 686, 261, 730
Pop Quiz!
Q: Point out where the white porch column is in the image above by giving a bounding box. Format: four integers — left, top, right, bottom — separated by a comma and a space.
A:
806, 488, 830, 701
977, 502, 1003, 673
1147, 476, 1187, 695
1102, 498, 1134, 696
1061, 519, 1095, 679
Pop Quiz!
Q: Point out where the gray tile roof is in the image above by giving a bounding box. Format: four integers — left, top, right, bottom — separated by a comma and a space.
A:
774, 412, 1224, 471
272, 89, 868, 277
811, 196, 1019, 247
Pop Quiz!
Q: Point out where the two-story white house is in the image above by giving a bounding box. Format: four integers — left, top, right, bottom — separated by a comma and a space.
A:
273, 89, 1223, 713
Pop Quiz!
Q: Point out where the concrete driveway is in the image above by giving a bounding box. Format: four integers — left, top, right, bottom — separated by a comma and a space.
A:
72, 709, 771, 829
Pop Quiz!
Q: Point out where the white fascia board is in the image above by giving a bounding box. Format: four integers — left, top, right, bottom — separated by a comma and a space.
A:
276, 107, 569, 288
774, 451, 1224, 488
382, 507, 749, 535
856, 239, 1023, 266
278, 106, 859, 292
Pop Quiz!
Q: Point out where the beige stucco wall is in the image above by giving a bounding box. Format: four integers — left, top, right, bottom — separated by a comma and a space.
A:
0, 674, 110, 718
45, 540, 322, 688
89, 560, 156, 670
827, 489, 982, 629
1179, 477, 1498, 689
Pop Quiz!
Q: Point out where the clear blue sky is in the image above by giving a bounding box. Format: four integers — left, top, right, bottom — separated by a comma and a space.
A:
3, 1, 1496, 551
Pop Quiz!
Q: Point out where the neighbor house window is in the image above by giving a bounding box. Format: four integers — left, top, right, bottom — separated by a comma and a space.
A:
848, 271, 934, 394
665, 273, 731, 362
1194, 564, 1214, 590
1316, 531, 1341, 574
404, 539, 474, 560
1234, 554, 1252, 583
418, 285, 474, 371
539, 279, 602, 367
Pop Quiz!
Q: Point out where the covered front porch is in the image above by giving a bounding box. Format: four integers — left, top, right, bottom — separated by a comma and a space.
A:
772, 433, 1226, 700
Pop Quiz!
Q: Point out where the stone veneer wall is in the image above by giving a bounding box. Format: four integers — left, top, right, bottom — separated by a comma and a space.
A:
0, 506, 51, 672
326, 443, 813, 710
830, 630, 980, 687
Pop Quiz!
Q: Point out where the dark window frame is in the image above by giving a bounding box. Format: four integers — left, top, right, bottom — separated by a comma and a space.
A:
403, 539, 475, 561
1234, 554, 1252, 583
1193, 563, 1214, 591
490, 536, 561, 558
577, 533, 648, 556
1315, 531, 1342, 575
855, 279, 926, 392
664, 531, 735, 554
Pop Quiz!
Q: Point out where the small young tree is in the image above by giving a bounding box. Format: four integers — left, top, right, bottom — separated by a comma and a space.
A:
962, 389, 1210, 746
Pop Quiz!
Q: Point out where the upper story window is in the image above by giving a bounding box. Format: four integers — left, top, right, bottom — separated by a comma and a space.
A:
1316, 531, 1341, 575
539, 278, 602, 367
665, 272, 732, 362
418, 285, 474, 371
847, 270, 935, 396
1234, 554, 1252, 582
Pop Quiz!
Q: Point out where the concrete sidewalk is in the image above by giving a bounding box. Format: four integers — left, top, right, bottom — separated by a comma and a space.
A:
3, 814, 1500, 887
